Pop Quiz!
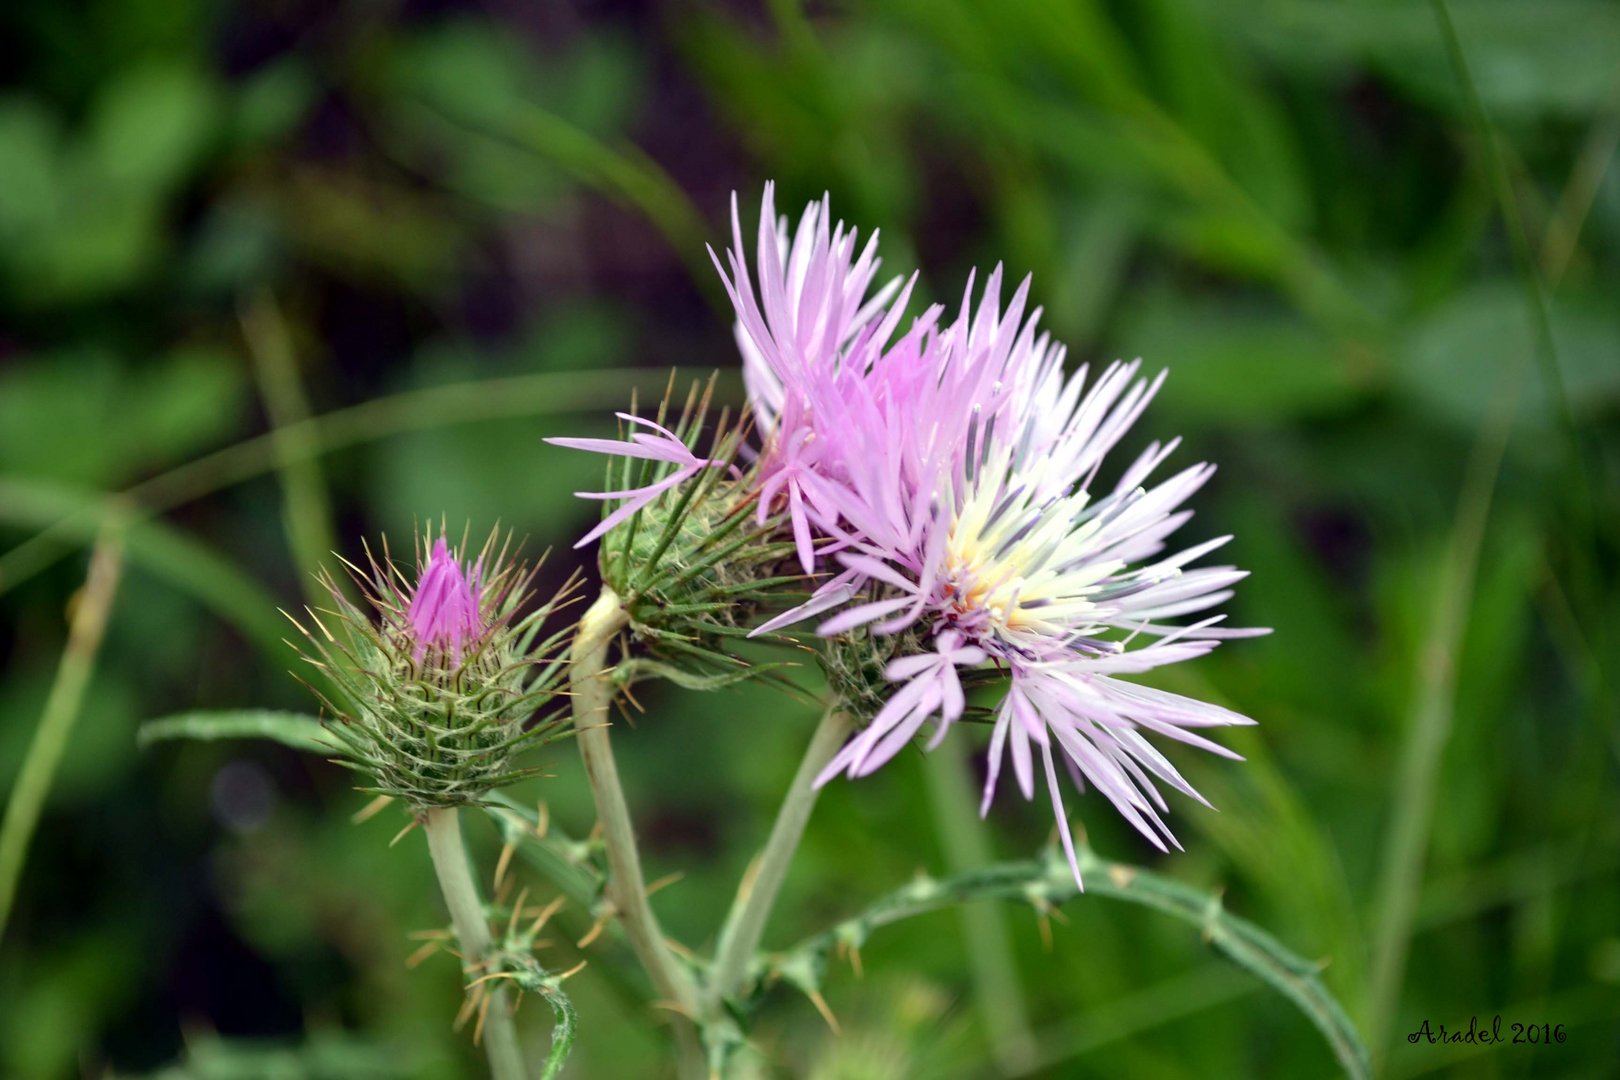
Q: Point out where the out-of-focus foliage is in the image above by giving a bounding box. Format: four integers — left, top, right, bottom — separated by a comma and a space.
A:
1, 0, 1615, 1077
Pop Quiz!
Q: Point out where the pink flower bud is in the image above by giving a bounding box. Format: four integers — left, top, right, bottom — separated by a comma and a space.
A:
406, 537, 483, 663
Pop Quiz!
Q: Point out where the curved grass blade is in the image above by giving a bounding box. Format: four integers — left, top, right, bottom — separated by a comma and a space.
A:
0, 367, 742, 598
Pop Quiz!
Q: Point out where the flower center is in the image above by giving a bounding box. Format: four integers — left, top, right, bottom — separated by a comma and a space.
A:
941, 466, 1117, 646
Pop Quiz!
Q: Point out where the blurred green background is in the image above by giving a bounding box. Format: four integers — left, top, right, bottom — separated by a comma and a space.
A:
2, 0, 1617, 1077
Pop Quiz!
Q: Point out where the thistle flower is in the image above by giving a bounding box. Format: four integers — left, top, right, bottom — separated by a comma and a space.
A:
288, 528, 576, 809
795, 271, 1267, 886
545, 184, 1264, 884
712, 182, 923, 574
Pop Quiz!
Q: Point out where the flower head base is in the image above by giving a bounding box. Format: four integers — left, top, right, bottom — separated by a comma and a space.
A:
289, 528, 577, 808
546, 378, 798, 690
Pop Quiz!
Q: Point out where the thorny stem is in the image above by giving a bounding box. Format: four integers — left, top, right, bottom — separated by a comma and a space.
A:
770, 846, 1372, 1080
571, 587, 705, 1076
423, 807, 528, 1080
708, 705, 852, 1010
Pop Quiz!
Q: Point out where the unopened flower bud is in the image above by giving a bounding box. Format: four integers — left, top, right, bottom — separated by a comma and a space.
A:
290, 529, 576, 808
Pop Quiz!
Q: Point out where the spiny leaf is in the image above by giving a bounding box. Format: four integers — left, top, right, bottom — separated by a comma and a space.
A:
137, 709, 338, 754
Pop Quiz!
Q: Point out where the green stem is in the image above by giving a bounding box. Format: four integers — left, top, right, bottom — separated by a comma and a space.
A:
772, 846, 1372, 1080
536, 990, 577, 1080
570, 588, 705, 1078
423, 807, 528, 1080
709, 705, 851, 1008
0, 532, 124, 941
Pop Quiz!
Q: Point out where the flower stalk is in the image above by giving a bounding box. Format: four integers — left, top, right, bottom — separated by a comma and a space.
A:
708, 704, 851, 1009
570, 587, 704, 1075
423, 806, 528, 1080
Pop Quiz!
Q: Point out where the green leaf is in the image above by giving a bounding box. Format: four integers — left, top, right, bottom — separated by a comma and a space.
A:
138, 710, 337, 754
85, 61, 218, 196
1236, 0, 1620, 119
1395, 280, 1620, 431
1113, 287, 1363, 424
0, 98, 60, 238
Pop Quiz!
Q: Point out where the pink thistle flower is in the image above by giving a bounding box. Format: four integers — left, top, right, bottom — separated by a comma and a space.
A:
796, 270, 1267, 887
405, 536, 484, 664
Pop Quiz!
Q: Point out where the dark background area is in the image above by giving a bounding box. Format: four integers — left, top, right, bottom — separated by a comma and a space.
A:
1, 0, 1617, 1077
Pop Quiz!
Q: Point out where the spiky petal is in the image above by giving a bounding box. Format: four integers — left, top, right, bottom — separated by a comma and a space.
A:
406, 537, 483, 663
545, 413, 728, 548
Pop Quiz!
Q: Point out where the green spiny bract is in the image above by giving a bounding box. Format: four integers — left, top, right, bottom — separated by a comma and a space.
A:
287, 529, 578, 809
594, 380, 801, 690
819, 616, 1003, 729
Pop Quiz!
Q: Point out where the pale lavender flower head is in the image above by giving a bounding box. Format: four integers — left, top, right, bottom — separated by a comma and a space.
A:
406, 536, 483, 663
788, 270, 1268, 887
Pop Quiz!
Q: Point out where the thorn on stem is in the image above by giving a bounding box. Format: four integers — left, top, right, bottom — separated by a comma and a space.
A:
453, 986, 481, 1030
405, 940, 442, 969
506, 886, 531, 940
645, 871, 684, 898
526, 895, 567, 939
351, 794, 393, 825
473, 985, 494, 1045
494, 840, 518, 891
806, 989, 841, 1034
577, 913, 611, 949
390, 818, 422, 847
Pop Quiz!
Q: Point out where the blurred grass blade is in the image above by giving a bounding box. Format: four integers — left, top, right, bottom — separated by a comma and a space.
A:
138, 710, 337, 754
0, 477, 291, 658
242, 291, 341, 605
1431, 0, 1591, 535
1000, 964, 1254, 1077
1540, 74, 1620, 287
402, 96, 717, 303
1366, 375, 1517, 1054
924, 735, 1037, 1072
0, 367, 740, 598
1366, 5, 1594, 1057
0, 530, 125, 941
